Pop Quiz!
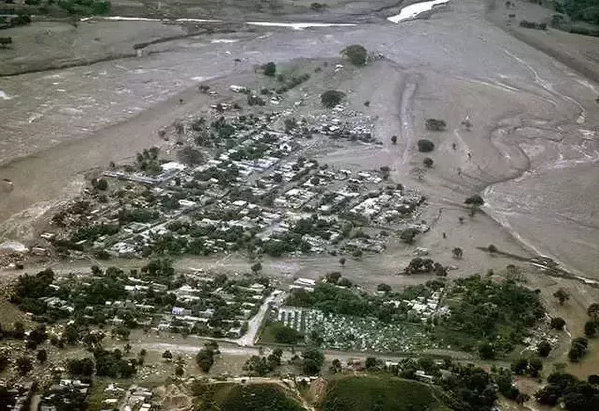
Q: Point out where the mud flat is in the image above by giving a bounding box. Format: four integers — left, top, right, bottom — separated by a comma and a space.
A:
1, 0, 598, 282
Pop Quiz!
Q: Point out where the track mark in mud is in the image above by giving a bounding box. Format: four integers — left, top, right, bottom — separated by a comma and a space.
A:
503, 49, 587, 124
396, 74, 418, 169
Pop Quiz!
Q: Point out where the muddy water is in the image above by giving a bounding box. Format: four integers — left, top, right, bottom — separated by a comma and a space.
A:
1, 0, 598, 277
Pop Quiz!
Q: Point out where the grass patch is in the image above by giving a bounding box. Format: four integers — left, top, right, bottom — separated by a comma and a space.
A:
196, 382, 305, 411
318, 376, 453, 411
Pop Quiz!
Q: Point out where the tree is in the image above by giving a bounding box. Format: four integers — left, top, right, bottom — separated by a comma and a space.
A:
417, 139, 435, 152
36, 349, 47, 364
587, 303, 599, 320
139, 349, 147, 357
425, 118, 447, 131
175, 365, 184, 376
584, 321, 597, 337
67, 358, 94, 377
365, 356, 378, 370
377, 283, 392, 293
196, 347, 216, 373
272, 324, 302, 344
391, 135, 397, 144
528, 358, 543, 377
320, 90, 345, 108
338, 278, 352, 287
162, 350, 173, 361
251, 262, 262, 273
263, 62, 277, 77
325, 271, 342, 284
465, 195, 485, 206
550, 317, 566, 330
95, 178, 108, 191
511, 358, 529, 375
124, 343, 132, 354
177, 146, 204, 166
302, 349, 324, 375
16, 356, 33, 375
568, 337, 589, 362
339, 257, 346, 267
423, 157, 434, 168
400, 228, 419, 244
452, 247, 463, 259
478, 342, 495, 360
352, 249, 363, 258
341, 44, 367, 66
553, 288, 570, 305
487, 244, 498, 253
538, 340, 552, 357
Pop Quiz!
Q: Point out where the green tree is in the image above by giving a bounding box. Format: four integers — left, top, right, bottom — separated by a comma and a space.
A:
341, 44, 367, 66
550, 317, 566, 330
584, 320, 597, 337
553, 288, 570, 305
391, 135, 397, 144
16, 356, 33, 375
587, 303, 599, 320
302, 349, 324, 375
339, 257, 346, 266
537, 340, 552, 357
263, 62, 277, 77
417, 139, 435, 152
423, 157, 434, 168
36, 349, 47, 364
465, 195, 485, 206
251, 262, 262, 273
478, 342, 495, 360
320, 90, 345, 108
162, 350, 173, 361
365, 356, 378, 370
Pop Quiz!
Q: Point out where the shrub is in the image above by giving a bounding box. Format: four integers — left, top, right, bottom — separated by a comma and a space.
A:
311, 2, 327, 11
425, 118, 447, 131
262, 62, 276, 77
321, 90, 345, 108
417, 139, 435, 152
341, 44, 368, 66
423, 157, 434, 168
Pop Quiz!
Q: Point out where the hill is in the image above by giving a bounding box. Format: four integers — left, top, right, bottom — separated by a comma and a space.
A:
318, 376, 453, 411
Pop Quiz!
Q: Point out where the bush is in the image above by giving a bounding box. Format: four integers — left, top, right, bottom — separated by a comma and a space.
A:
321, 90, 345, 108
262, 62, 277, 77
417, 139, 435, 152
519, 20, 548, 30
311, 2, 327, 11
341, 44, 367, 66
423, 157, 434, 168
425, 118, 447, 131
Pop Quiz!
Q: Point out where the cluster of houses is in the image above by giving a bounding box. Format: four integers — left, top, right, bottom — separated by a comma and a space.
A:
384, 290, 450, 323
44, 98, 425, 261
39, 379, 90, 411
0, 381, 34, 411
40, 270, 269, 340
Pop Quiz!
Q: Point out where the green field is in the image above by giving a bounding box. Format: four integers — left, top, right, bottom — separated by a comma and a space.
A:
318, 376, 453, 411
195, 382, 306, 411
